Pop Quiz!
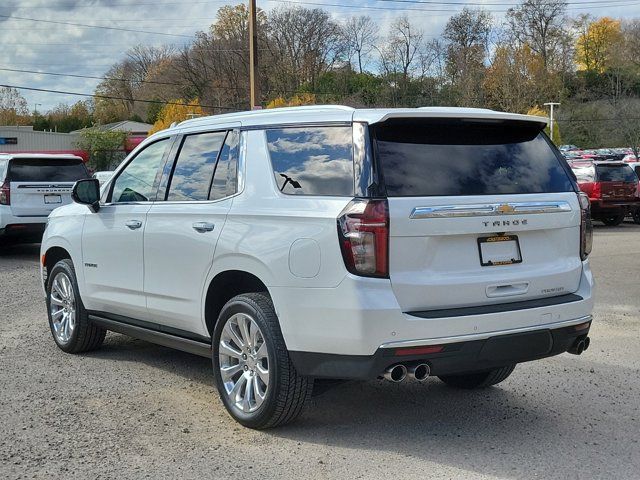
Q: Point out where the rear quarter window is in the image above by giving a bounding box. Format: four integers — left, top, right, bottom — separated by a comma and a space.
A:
265, 126, 354, 196
8, 158, 89, 182
373, 119, 574, 196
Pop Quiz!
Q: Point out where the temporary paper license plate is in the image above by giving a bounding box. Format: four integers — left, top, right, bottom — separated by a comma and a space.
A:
44, 194, 62, 204
477, 235, 522, 267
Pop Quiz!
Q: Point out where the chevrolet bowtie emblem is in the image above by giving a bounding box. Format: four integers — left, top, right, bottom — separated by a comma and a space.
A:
495, 204, 515, 214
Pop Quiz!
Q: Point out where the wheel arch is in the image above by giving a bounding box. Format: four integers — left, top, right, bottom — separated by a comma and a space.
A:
203, 269, 272, 337
43, 245, 74, 286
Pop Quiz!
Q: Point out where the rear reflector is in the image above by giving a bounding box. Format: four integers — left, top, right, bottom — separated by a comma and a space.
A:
395, 345, 444, 356
574, 321, 591, 331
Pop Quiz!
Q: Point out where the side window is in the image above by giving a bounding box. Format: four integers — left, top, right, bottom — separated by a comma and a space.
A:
0, 160, 7, 180
210, 130, 240, 200
265, 126, 354, 196
167, 131, 226, 201
111, 139, 169, 203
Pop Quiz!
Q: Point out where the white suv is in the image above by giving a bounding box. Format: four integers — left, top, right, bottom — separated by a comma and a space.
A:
0, 154, 88, 243
40, 106, 595, 428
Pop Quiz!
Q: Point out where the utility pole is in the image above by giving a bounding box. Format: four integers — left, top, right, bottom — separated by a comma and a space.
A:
249, 0, 261, 110
544, 102, 560, 144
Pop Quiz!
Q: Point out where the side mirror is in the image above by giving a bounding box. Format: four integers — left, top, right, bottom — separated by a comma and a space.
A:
72, 178, 101, 213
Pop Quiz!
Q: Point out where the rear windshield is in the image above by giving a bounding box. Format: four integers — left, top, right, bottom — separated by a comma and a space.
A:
373, 119, 574, 196
8, 158, 89, 182
595, 164, 638, 183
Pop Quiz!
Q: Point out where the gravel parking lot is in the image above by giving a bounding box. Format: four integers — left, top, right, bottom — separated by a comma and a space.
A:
1, 224, 639, 480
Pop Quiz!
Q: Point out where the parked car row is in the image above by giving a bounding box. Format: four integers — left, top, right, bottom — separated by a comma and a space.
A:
560, 145, 636, 163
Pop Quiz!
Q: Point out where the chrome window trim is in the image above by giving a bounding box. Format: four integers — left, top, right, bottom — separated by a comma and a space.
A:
410, 201, 573, 219
379, 315, 592, 349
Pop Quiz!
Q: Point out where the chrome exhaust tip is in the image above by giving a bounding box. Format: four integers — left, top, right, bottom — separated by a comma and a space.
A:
383, 364, 407, 382
408, 363, 431, 382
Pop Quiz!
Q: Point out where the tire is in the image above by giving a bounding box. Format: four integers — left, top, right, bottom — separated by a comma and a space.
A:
46, 258, 106, 353
212, 292, 313, 429
438, 364, 516, 389
632, 209, 640, 225
601, 213, 625, 226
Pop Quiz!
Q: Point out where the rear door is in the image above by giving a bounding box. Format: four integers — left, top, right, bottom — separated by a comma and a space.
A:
8, 157, 88, 217
595, 164, 638, 201
143, 129, 240, 336
372, 118, 582, 313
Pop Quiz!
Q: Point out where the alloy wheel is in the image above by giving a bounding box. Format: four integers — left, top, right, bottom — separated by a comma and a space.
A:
49, 272, 77, 345
218, 313, 270, 413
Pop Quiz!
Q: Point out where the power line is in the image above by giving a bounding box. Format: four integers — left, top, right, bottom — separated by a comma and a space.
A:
379, 0, 640, 5
0, 83, 238, 111
269, 0, 640, 12
0, 67, 191, 87
0, 14, 196, 38
0, 0, 228, 8
0, 67, 364, 96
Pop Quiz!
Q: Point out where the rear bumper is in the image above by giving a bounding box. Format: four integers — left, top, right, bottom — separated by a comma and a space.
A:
290, 317, 592, 379
271, 262, 594, 357
0, 209, 47, 239
0, 222, 46, 238
590, 200, 639, 214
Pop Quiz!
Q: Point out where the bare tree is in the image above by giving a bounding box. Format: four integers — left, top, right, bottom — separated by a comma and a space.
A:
343, 16, 377, 74
506, 0, 568, 71
379, 16, 424, 82
443, 8, 492, 105
266, 7, 347, 94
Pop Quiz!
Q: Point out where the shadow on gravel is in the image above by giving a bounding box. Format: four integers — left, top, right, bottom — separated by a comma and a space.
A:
269, 377, 617, 478
86, 333, 213, 384
0, 242, 41, 259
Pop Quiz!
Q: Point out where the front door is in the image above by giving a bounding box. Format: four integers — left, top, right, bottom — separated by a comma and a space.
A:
81, 138, 171, 319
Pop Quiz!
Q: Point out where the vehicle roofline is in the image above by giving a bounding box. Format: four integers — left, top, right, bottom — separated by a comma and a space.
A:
143, 105, 549, 137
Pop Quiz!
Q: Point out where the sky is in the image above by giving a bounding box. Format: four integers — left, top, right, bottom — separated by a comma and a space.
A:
3, 0, 640, 113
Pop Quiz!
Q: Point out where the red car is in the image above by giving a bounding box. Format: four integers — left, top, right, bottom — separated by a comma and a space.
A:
571, 161, 639, 226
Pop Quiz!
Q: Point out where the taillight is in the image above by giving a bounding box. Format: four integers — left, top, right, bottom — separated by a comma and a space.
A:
337, 198, 389, 278
0, 180, 9, 205
578, 192, 593, 260
591, 182, 601, 199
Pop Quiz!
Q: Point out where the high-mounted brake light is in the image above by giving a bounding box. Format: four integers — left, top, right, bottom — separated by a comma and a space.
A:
0, 180, 9, 205
337, 198, 389, 278
578, 192, 593, 260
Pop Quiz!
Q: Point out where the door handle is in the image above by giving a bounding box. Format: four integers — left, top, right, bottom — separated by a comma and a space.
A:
192, 221, 215, 233
125, 220, 143, 230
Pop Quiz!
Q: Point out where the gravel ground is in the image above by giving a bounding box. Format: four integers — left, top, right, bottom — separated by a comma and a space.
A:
1, 223, 639, 480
